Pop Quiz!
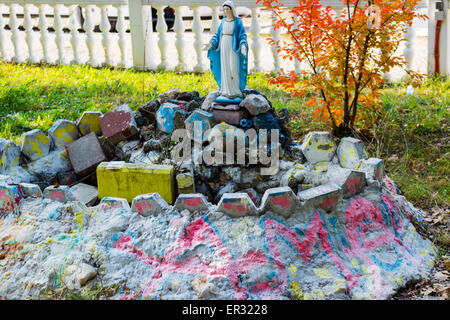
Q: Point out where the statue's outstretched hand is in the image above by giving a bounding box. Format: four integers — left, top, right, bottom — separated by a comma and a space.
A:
241, 45, 247, 57
204, 43, 213, 51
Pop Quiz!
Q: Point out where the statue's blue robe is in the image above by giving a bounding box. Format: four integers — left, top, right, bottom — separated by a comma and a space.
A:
207, 17, 248, 92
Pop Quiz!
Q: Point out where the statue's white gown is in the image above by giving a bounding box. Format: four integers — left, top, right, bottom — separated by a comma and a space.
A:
219, 19, 242, 99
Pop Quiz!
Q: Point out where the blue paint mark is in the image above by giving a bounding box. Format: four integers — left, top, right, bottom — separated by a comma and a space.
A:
368, 244, 403, 271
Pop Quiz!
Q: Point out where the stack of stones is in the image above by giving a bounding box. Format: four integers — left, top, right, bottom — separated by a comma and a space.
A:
0, 87, 382, 212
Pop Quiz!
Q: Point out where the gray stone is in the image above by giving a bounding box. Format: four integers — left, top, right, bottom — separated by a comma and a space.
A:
27, 150, 73, 183
129, 148, 161, 165
159, 88, 180, 100
143, 138, 163, 153
116, 140, 140, 161
65, 263, 97, 289
239, 94, 271, 116
70, 183, 99, 206
201, 91, 219, 111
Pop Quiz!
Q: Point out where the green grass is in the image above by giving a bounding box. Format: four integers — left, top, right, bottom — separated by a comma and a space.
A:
0, 62, 448, 211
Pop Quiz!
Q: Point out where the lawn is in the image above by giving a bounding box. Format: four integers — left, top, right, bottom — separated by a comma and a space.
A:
0, 62, 448, 213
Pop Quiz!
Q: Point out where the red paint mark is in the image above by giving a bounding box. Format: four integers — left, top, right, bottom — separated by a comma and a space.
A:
0, 192, 9, 201
321, 197, 337, 209
223, 201, 247, 213
346, 177, 361, 195
263, 212, 360, 291
134, 201, 152, 214
114, 218, 271, 299
384, 176, 397, 194
49, 191, 65, 200
272, 195, 291, 209
184, 197, 203, 207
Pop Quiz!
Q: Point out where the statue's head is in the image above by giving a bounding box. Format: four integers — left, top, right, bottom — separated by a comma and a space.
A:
222, 1, 237, 19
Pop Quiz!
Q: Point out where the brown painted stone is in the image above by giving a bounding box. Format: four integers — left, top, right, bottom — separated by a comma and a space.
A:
99, 104, 139, 144
211, 103, 245, 126
66, 132, 107, 175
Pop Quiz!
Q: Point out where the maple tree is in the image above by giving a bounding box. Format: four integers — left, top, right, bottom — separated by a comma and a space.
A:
258, 0, 426, 136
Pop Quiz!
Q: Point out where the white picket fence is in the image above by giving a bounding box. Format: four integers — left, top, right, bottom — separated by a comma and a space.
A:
0, 0, 448, 77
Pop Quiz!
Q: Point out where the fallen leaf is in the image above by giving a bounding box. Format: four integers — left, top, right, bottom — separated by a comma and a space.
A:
442, 256, 450, 271
422, 287, 435, 296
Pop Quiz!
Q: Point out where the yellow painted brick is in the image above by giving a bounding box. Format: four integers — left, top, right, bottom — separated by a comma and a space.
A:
97, 162, 175, 204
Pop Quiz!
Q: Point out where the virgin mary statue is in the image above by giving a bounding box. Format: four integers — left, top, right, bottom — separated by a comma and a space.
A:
205, 1, 248, 104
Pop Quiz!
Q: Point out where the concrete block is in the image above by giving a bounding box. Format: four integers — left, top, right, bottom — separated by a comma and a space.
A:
77, 111, 103, 136
297, 183, 342, 212
300, 131, 336, 164
217, 193, 258, 218
20, 129, 51, 161
185, 110, 215, 142
0, 139, 21, 173
99, 104, 139, 145
43, 185, 75, 203
156, 103, 188, 134
131, 193, 169, 216
0, 184, 24, 215
66, 132, 107, 175
176, 172, 195, 195
19, 183, 42, 198
97, 162, 175, 204
48, 119, 79, 149
241, 188, 261, 207
174, 193, 209, 212
357, 158, 384, 183
337, 137, 367, 169
298, 184, 314, 192
211, 104, 245, 126
260, 186, 298, 218
70, 183, 98, 206
98, 197, 131, 211
333, 170, 367, 198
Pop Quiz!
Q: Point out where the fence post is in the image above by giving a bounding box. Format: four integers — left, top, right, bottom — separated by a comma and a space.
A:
128, 0, 145, 69
444, 0, 450, 75
428, 0, 436, 75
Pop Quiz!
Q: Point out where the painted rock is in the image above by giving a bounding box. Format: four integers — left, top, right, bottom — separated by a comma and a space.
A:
337, 137, 367, 169
260, 186, 298, 218
48, 119, 79, 150
99, 104, 139, 145
156, 103, 188, 134
185, 109, 215, 142
0, 139, 21, 173
300, 131, 336, 164
77, 111, 103, 136
217, 193, 259, 218
20, 129, 51, 161
174, 193, 209, 212
131, 193, 170, 216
